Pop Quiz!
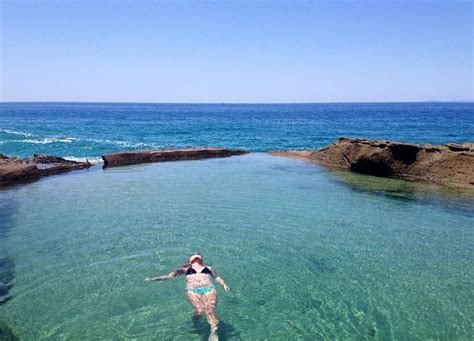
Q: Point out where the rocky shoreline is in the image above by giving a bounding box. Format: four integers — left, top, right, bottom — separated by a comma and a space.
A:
2, 140, 473, 189
270, 137, 474, 189
102, 147, 247, 167
0, 148, 247, 186
0, 154, 92, 187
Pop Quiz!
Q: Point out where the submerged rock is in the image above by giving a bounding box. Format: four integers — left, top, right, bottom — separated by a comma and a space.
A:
0, 256, 15, 306
270, 138, 474, 189
102, 147, 247, 167
0, 320, 18, 341
0, 154, 91, 187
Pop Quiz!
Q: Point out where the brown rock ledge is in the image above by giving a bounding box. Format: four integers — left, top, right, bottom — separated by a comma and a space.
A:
270, 137, 474, 189
0, 154, 91, 187
102, 147, 247, 167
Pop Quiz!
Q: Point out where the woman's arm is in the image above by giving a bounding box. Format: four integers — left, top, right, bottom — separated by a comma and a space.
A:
216, 276, 230, 292
144, 267, 186, 282
211, 267, 230, 292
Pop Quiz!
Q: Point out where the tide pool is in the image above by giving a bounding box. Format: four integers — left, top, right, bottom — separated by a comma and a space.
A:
0, 154, 472, 340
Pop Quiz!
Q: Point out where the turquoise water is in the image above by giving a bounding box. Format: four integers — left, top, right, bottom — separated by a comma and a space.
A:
1, 103, 473, 339
1, 154, 473, 339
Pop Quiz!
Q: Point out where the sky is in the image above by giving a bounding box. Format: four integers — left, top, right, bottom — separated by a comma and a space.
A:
0, 0, 472, 103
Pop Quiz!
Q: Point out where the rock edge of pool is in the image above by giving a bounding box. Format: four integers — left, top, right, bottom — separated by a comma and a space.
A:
1, 138, 473, 190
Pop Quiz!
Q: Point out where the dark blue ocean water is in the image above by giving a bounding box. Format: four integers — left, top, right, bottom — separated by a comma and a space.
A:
0, 102, 473, 160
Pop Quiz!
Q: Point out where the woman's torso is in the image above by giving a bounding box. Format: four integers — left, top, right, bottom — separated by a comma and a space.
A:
185, 265, 213, 288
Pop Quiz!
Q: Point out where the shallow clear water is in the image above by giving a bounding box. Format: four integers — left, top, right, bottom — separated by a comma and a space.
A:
0, 154, 472, 340
1, 102, 473, 159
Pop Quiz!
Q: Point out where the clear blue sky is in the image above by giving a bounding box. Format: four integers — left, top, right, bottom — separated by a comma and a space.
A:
1, 1, 472, 103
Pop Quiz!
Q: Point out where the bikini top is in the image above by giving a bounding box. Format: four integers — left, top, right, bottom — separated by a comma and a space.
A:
186, 266, 212, 276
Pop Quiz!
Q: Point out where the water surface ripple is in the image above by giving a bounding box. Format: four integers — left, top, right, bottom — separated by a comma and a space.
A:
0, 154, 472, 340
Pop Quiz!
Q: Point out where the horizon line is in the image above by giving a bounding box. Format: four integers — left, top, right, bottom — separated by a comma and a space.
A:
1, 100, 473, 105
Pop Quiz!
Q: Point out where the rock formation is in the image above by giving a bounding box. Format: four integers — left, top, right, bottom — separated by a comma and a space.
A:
102, 147, 247, 167
0, 154, 91, 186
270, 137, 474, 188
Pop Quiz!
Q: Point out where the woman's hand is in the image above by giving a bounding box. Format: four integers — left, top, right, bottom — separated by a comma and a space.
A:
144, 270, 181, 283
216, 276, 230, 292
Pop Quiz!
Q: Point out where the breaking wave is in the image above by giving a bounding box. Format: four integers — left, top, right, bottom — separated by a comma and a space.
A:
9, 137, 78, 144
0, 129, 34, 137
1, 131, 154, 149
83, 138, 154, 149
62, 156, 103, 164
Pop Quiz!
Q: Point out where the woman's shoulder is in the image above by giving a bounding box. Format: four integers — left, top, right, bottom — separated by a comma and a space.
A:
177, 265, 189, 273
205, 266, 217, 276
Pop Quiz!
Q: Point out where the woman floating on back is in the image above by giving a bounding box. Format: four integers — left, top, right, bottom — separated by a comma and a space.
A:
144, 254, 230, 340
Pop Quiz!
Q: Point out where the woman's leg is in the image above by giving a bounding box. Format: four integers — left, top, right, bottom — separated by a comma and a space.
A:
186, 292, 205, 316
202, 290, 218, 334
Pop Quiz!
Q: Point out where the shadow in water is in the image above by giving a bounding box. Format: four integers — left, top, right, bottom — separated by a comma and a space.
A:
0, 256, 15, 305
0, 195, 18, 306
305, 256, 336, 274
192, 316, 241, 341
216, 321, 241, 341
0, 198, 17, 237
327, 171, 474, 217
0, 320, 19, 341
0, 194, 18, 340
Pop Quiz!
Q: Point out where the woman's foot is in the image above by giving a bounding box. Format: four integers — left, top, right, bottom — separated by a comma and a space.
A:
208, 330, 218, 341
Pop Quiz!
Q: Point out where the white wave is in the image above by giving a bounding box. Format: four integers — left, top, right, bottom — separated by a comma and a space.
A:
84, 138, 151, 149
3, 133, 155, 149
0, 129, 34, 137
15, 137, 78, 144
114, 141, 150, 148
63, 156, 103, 164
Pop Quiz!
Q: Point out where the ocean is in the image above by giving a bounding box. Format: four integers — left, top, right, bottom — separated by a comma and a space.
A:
1, 102, 473, 160
0, 102, 473, 340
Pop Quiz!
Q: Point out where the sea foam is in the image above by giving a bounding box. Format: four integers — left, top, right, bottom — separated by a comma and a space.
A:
12, 137, 78, 144
63, 156, 103, 164
0, 129, 34, 137
84, 137, 152, 149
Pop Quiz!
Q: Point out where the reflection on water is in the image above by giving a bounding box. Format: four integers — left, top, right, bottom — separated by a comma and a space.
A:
327, 170, 474, 217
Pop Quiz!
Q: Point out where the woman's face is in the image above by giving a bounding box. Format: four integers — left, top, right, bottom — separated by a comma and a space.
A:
189, 255, 203, 265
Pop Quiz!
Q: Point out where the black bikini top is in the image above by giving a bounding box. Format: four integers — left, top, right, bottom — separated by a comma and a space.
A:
186, 266, 212, 276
